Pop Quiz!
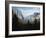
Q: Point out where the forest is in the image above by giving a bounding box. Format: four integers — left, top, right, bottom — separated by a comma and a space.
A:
12, 13, 40, 31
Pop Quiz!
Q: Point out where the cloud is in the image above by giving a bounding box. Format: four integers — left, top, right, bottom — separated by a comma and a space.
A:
12, 7, 40, 18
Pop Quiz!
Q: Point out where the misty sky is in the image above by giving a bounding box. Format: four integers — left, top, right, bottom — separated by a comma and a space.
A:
12, 7, 40, 17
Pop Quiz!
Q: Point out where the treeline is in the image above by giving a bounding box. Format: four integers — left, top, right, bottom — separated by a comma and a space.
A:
12, 12, 40, 31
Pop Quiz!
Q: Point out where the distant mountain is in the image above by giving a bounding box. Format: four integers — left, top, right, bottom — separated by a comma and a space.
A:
25, 14, 40, 23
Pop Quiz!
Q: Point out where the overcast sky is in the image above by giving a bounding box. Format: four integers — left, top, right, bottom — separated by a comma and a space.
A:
12, 7, 40, 17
